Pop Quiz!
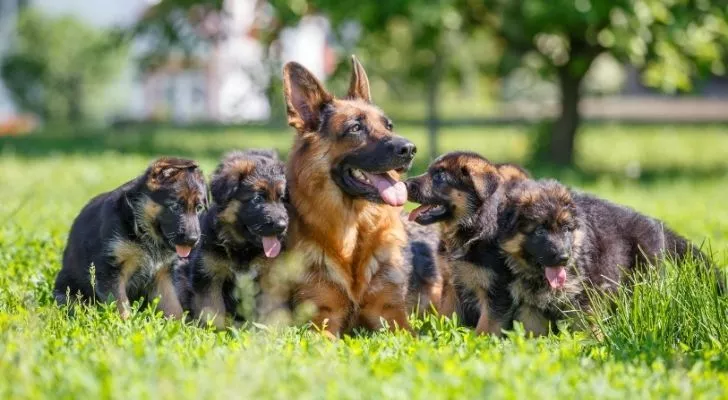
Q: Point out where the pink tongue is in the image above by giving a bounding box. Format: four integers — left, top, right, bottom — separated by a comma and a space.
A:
262, 236, 282, 258
175, 245, 192, 258
363, 172, 407, 207
408, 204, 432, 222
545, 266, 567, 289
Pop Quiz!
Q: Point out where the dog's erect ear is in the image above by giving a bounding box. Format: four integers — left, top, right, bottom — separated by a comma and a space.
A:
283, 62, 332, 133
347, 55, 371, 102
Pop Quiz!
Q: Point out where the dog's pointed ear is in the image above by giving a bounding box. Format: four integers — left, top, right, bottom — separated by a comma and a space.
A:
347, 55, 371, 102
283, 62, 332, 133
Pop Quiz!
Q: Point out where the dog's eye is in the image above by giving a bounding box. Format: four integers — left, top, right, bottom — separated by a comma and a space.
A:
385, 120, 394, 131
347, 123, 362, 134
432, 171, 445, 185
195, 204, 205, 214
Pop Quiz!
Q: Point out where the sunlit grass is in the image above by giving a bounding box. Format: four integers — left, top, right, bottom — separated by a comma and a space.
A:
1, 124, 728, 398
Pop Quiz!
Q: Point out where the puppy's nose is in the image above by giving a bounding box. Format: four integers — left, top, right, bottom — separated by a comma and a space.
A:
180, 235, 199, 247
273, 218, 287, 232
555, 253, 570, 265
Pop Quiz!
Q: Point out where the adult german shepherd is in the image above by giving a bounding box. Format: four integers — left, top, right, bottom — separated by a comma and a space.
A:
406, 152, 530, 334
176, 149, 288, 329
283, 56, 417, 337
54, 157, 207, 318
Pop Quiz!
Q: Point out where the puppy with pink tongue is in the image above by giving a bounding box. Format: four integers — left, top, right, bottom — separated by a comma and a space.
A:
176, 149, 289, 329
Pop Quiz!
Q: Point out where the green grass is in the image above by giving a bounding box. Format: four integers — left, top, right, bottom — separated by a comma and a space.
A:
1, 124, 728, 399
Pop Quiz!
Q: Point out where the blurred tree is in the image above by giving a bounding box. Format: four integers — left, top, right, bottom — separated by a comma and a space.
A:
130, 0, 224, 71
462, 0, 728, 165
267, 0, 499, 161
0, 9, 127, 124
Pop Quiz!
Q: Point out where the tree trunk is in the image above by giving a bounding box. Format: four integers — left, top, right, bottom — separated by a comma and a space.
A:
549, 67, 585, 166
67, 75, 83, 124
426, 52, 444, 161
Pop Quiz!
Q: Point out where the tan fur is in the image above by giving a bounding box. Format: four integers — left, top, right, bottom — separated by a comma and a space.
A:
501, 233, 526, 256
151, 267, 184, 318
514, 305, 551, 336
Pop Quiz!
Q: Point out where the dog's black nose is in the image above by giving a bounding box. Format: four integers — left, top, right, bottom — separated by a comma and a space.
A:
389, 138, 417, 159
181, 234, 199, 247
554, 253, 570, 265
274, 218, 287, 232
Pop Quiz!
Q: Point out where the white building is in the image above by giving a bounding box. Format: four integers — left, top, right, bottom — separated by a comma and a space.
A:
0, 0, 331, 125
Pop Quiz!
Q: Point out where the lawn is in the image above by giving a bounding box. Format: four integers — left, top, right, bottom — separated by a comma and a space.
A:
1, 124, 727, 399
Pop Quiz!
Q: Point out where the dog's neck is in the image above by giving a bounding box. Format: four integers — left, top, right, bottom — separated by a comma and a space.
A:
441, 202, 500, 259
203, 206, 261, 266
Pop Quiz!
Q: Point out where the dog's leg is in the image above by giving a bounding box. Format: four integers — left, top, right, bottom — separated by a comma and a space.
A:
360, 281, 412, 334
297, 280, 351, 338
151, 267, 184, 319
514, 305, 550, 336
474, 288, 492, 335
115, 263, 137, 319
193, 281, 226, 329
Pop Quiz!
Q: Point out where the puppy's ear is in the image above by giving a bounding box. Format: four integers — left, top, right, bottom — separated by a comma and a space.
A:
210, 174, 236, 205
283, 62, 332, 133
347, 55, 371, 102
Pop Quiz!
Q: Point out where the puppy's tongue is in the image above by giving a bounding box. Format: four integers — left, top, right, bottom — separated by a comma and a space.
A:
408, 204, 432, 222
545, 266, 567, 289
363, 171, 407, 207
175, 245, 192, 258
262, 236, 282, 258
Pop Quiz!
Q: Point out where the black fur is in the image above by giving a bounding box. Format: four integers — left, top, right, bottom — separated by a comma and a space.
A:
499, 179, 709, 335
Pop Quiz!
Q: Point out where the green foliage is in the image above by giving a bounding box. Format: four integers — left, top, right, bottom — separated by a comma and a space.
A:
1, 125, 728, 398
0, 9, 127, 124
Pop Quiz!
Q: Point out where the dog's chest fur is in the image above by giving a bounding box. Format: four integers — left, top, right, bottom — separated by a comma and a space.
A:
108, 237, 177, 295
292, 204, 408, 303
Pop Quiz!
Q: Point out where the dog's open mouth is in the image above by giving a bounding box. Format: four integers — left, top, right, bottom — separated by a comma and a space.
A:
261, 236, 282, 258
544, 266, 567, 289
408, 203, 450, 225
175, 245, 193, 259
347, 167, 407, 207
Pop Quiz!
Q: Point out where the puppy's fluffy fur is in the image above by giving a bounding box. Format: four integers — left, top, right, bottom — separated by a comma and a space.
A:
499, 179, 707, 335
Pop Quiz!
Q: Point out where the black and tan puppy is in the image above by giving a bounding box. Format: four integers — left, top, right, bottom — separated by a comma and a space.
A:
54, 158, 207, 319
406, 152, 530, 334
499, 179, 706, 335
176, 150, 288, 329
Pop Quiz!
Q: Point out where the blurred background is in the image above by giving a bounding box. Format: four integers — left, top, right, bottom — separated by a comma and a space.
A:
0, 0, 727, 166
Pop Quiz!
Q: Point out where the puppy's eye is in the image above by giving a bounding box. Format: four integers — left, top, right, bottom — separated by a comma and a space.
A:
385, 120, 394, 131
195, 204, 205, 214
534, 225, 546, 234
347, 123, 362, 134
251, 192, 264, 203
432, 171, 445, 185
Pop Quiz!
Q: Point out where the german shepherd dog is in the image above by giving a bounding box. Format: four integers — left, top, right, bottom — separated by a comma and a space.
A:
54, 158, 207, 319
498, 179, 706, 335
283, 56, 417, 337
176, 149, 288, 329
406, 152, 529, 334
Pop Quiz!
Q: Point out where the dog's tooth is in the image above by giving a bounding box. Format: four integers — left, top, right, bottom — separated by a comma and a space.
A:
352, 169, 366, 181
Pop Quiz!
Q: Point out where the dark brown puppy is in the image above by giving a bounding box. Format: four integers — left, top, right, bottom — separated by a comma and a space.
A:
406, 152, 530, 334
283, 56, 416, 337
176, 150, 288, 329
54, 157, 207, 318
499, 179, 706, 335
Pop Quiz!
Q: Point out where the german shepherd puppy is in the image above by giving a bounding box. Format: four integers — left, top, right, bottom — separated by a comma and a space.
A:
283, 56, 416, 337
54, 158, 207, 319
406, 152, 529, 334
499, 179, 706, 335
176, 149, 288, 329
